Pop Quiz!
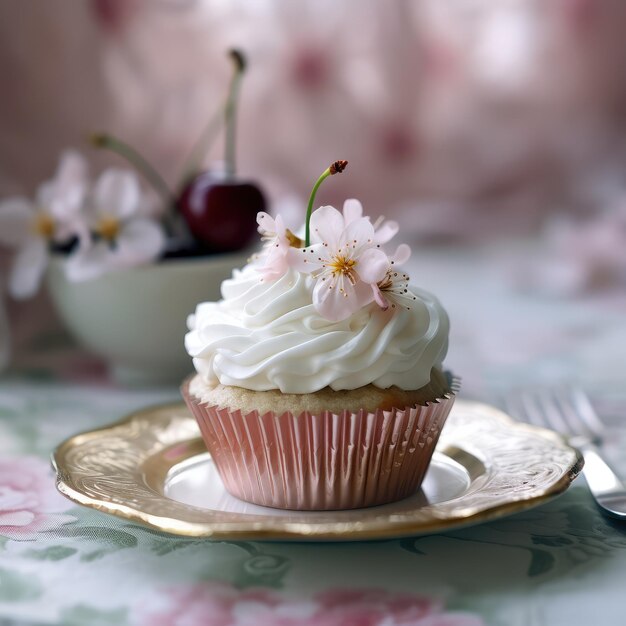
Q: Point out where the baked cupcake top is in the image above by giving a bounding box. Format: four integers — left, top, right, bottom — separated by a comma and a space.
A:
185, 161, 449, 394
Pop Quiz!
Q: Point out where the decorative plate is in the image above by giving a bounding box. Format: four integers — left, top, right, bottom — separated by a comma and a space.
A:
52, 400, 583, 541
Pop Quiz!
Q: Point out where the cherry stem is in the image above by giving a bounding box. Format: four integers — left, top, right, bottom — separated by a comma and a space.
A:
90, 133, 180, 236
224, 49, 246, 179
177, 49, 246, 188
178, 106, 222, 190
90, 133, 173, 205
304, 160, 348, 246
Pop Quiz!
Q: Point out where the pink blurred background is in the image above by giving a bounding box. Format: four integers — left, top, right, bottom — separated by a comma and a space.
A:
2, 0, 626, 370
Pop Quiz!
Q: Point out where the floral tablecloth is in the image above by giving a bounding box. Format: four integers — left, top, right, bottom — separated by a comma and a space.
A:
2, 241, 626, 626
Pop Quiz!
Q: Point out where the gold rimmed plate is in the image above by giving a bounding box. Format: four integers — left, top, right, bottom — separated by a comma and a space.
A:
52, 400, 583, 541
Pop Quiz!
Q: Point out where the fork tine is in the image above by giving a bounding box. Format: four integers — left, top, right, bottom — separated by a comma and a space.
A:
569, 387, 605, 438
504, 386, 624, 519
531, 389, 571, 434
516, 391, 546, 426
504, 391, 540, 426
519, 393, 544, 427
504, 388, 592, 440
552, 387, 602, 444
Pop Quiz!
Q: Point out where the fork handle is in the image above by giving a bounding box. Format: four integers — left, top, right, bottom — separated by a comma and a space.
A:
581, 444, 626, 519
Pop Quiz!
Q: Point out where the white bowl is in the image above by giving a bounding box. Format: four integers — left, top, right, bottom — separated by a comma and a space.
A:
46, 252, 249, 385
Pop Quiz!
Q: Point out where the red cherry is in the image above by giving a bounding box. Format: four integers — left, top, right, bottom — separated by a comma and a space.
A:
177, 172, 266, 252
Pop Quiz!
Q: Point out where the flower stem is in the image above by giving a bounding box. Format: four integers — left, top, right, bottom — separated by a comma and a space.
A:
224, 49, 246, 179
90, 133, 173, 205
304, 160, 348, 246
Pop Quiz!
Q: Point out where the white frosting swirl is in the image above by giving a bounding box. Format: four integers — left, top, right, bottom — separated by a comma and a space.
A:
185, 264, 449, 393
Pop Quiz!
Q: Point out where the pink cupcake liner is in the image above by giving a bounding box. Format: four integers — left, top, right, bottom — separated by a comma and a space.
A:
181, 381, 457, 511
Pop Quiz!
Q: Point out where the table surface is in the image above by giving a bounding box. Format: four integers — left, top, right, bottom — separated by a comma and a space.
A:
2, 240, 626, 626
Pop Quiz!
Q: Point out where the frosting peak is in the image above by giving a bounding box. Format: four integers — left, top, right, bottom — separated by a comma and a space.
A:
185, 264, 449, 393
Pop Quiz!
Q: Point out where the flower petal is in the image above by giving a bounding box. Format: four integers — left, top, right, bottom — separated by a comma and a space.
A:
357, 247, 389, 284
0, 510, 35, 527
313, 274, 353, 322
94, 169, 141, 219
35, 182, 55, 209
309, 206, 344, 248
373, 220, 399, 244
55, 150, 88, 191
258, 248, 290, 282
256, 211, 276, 234
113, 218, 165, 267
289, 244, 324, 274
274, 214, 286, 234
312, 272, 367, 322
9, 239, 48, 299
0, 197, 35, 247
340, 216, 376, 252
342, 198, 363, 224
48, 150, 89, 218
65, 241, 111, 282
371, 284, 389, 310
390, 243, 411, 265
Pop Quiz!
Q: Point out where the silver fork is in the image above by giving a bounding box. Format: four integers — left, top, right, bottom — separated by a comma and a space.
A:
506, 386, 626, 519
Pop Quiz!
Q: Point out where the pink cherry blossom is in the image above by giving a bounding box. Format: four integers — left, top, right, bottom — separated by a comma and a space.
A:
65, 168, 166, 282
255, 212, 300, 282
133, 582, 485, 626
293, 206, 389, 321
370, 243, 414, 311
0, 456, 75, 541
0, 150, 88, 299
342, 198, 399, 244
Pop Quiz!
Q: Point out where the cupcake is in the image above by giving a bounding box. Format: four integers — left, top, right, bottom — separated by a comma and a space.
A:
182, 161, 456, 510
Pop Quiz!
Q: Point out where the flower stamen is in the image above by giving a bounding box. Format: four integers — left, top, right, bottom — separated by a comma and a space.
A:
285, 229, 303, 248
377, 269, 415, 310
328, 254, 357, 285
32, 212, 55, 239
96, 215, 121, 242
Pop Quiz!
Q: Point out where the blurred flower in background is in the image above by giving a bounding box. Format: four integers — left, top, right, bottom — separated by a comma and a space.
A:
0, 152, 165, 297
0, 151, 88, 299
64, 167, 165, 283
519, 197, 626, 296
2, 0, 626, 365
3, 0, 626, 236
